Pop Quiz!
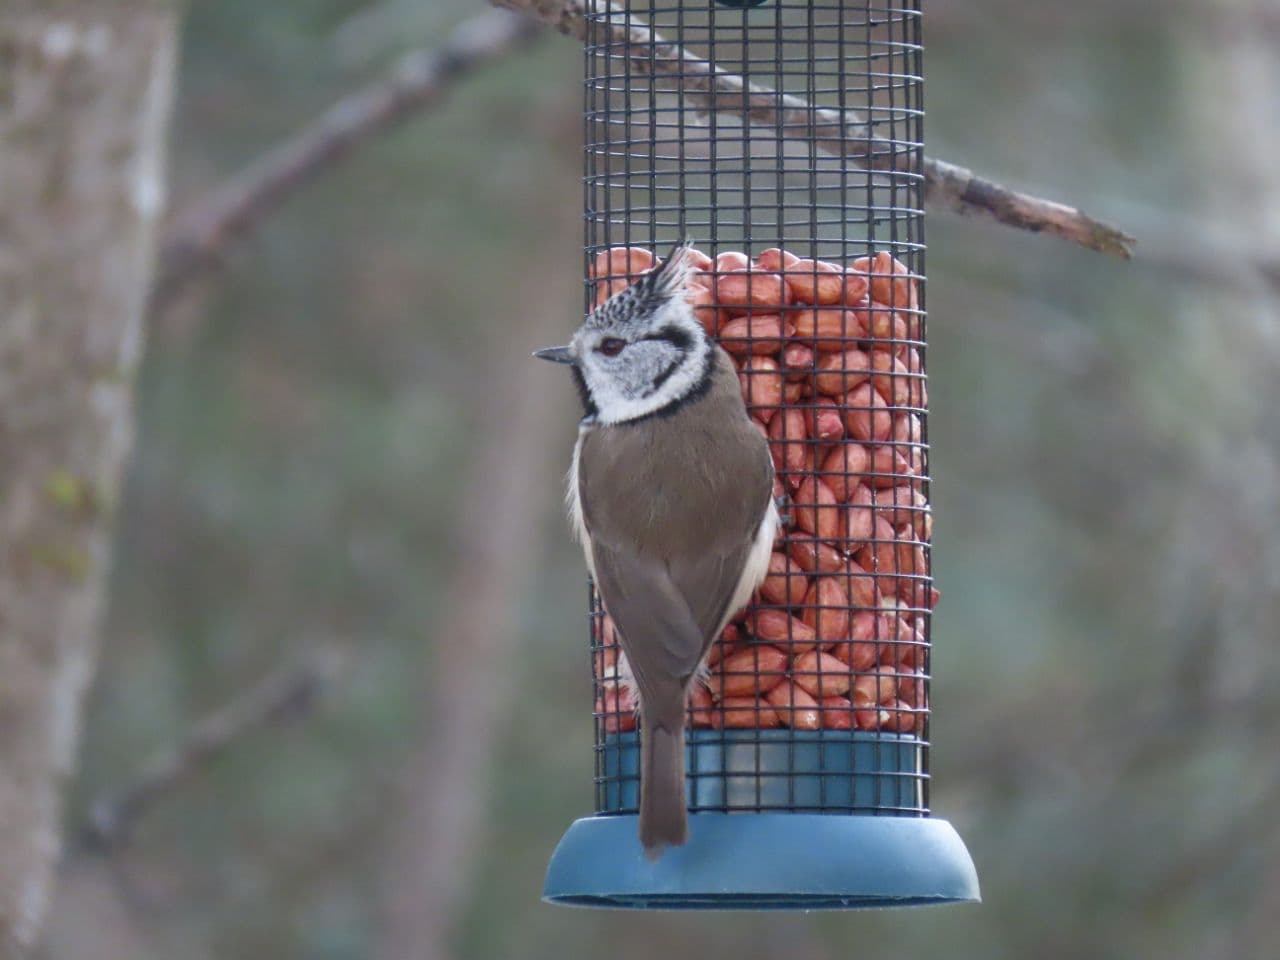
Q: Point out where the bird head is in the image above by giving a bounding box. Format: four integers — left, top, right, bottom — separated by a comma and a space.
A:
533, 239, 712, 425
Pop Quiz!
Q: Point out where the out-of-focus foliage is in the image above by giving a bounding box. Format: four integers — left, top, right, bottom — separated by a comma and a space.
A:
59, 1, 1279, 959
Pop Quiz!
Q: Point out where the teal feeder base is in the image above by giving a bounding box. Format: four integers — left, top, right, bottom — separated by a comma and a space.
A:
544, 731, 979, 910
543, 812, 978, 910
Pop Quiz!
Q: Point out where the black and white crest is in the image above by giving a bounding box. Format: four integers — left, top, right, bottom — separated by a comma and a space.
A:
568, 238, 712, 426
585, 238, 697, 335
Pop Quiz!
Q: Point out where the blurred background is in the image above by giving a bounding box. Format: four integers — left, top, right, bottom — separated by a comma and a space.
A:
42, 0, 1280, 958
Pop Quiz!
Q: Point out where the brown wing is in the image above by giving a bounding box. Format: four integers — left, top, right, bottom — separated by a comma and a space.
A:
578, 349, 774, 677
589, 544, 708, 698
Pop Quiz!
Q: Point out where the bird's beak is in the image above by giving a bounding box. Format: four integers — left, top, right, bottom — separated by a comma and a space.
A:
532, 345, 576, 365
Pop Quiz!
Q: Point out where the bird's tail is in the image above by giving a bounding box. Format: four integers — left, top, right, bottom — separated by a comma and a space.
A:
639, 694, 688, 860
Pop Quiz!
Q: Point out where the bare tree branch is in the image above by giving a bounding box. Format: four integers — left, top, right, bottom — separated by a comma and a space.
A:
493, 0, 1135, 258
150, 8, 542, 313
0, 8, 179, 954
79, 648, 345, 852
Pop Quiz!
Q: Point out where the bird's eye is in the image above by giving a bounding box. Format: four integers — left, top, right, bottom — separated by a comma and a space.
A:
598, 338, 626, 357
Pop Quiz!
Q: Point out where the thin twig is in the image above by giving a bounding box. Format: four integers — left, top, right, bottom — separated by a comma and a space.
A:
150, 8, 543, 313
79, 648, 345, 851
493, 0, 1135, 258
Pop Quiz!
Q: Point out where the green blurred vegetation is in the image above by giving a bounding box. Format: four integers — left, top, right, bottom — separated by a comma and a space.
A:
58, 1, 1280, 958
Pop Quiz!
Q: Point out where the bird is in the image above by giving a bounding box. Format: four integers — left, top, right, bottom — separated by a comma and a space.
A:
534, 238, 778, 858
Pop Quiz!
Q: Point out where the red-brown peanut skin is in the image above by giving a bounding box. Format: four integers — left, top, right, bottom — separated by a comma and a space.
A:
715, 269, 790, 313
814, 348, 872, 397
875, 485, 932, 542
865, 445, 916, 489
787, 537, 845, 575
791, 307, 865, 351
708, 645, 789, 700
765, 682, 822, 730
779, 342, 817, 382
842, 271, 871, 307
892, 413, 925, 475
853, 670, 899, 706
745, 609, 819, 653
841, 483, 876, 544
688, 284, 726, 336
767, 408, 808, 482
843, 383, 893, 442
705, 639, 738, 670
755, 247, 801, 273
792, 477, 841, 540
805, 397, 846, 444
714, 251, 751, 273
684, 247, 715, 275
791, 650, 852, 698
598, 685, 638, 733
867, 351, 922, 407
781, 381, 806, 404
883, 700, 921, 734
738, 356, 784, 424
759, 552, 808, 607
820, 443, 871, 502
785, 259, 846, 306
856, 300, 911, 348
591, 246, 655, 282
718, 314, 792, 355
852, 691, 889, 731
856, 538, 929, 606
851, 251, 918, 311
820, 696, 856, 730
881, 619, 927, 670
716, 697, 781, 729
799, 576, 850, 646
846, 561, 880, 608
688, 683, 715, 728
831, 636, 879, 673
895, 670, 927, 709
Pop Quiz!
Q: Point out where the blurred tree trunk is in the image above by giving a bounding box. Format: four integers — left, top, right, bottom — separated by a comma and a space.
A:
0, 4, 177, 957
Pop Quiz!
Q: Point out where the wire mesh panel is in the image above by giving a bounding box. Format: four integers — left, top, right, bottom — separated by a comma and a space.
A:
583, 0, 930, 822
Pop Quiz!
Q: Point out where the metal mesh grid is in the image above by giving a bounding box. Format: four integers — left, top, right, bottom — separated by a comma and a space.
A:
583, 0, 929, 817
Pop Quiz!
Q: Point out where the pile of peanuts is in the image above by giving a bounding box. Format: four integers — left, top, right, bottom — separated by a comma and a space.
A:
590, 244, 935, 736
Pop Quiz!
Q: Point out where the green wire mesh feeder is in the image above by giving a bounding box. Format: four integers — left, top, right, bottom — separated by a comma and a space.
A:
544, 0, 979, 909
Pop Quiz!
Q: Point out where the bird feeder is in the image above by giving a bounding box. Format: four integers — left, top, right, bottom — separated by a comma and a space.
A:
544, 0, 979, 909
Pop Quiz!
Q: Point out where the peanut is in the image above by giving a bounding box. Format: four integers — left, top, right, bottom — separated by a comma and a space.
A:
708, 645, 789, 700
792, 650, 852, 698
716, 697, 781, 728
767, 408, 809, 479
820, 696, 856, 730
718, 314, 792, 355
716, 269, 789, 313
843, 383, 892, 442
814, 348, 872, 397
745, 608, 819, 652
787, 536, 846, 574
791, 307, 866, 352
820, 443, 871, 502
738, 356, 784, 422
792, 477, 841, 540
755, 247, 801, 272
784, 259, 845, 306
759, 552, 808, 607
765, 682, 822, 730
779, 342, 817, 381
799, 575, 851, 645
804, 398, 847, 444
